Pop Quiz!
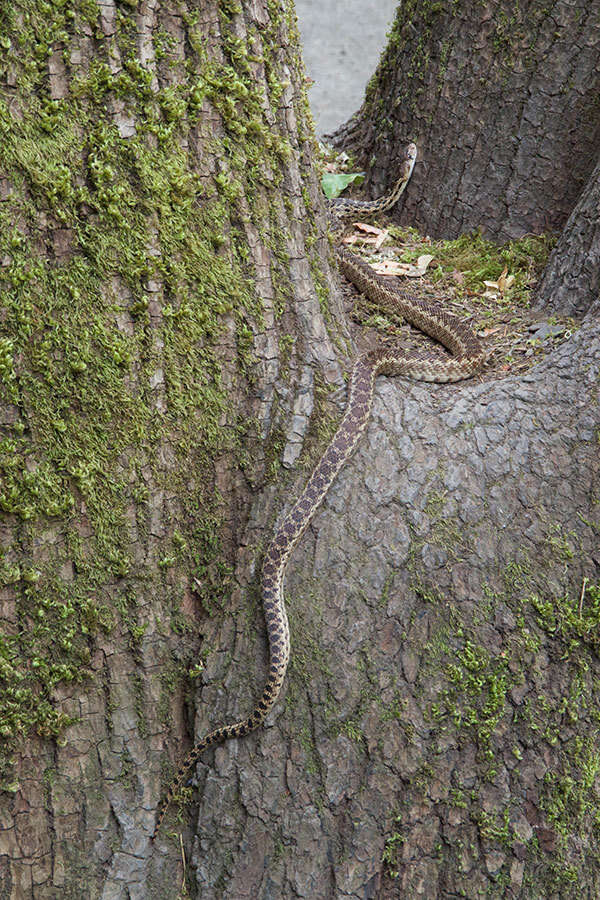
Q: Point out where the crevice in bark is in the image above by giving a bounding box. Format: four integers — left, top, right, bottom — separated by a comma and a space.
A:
535, 157, 600, 318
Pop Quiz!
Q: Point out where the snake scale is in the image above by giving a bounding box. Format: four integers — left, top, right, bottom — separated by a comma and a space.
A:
152, 144, 486, 838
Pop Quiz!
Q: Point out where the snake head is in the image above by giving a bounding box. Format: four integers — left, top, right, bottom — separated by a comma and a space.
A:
403, 143, 417, 178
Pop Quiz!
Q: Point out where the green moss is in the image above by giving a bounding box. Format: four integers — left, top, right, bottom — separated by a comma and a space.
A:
528, 579, 600, 654
0, 0, 320, 789
542, 733, 600, 837
293, 375, 340, 474
388, 226, 556, 307
278, 333, 295, 376
0, 561, 114, 786
157, 659, 188, 729
187, 510, 235, 616
382, 560, 600, 888
382, 816, 406, 879
543, 522, 576, 561
430, 637, 511, 759
285, 587, 332, 707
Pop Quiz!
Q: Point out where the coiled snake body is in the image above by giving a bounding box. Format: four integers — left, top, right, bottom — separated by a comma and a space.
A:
153, 144, 485, 838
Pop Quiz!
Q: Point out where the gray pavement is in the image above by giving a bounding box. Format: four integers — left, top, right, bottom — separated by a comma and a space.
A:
294, 0, 399, 137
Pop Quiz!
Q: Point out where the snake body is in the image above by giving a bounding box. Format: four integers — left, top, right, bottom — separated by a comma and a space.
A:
152, 144, 485, 838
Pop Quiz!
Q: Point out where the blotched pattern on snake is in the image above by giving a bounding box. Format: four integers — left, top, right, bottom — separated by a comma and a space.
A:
152, 143, 486, 838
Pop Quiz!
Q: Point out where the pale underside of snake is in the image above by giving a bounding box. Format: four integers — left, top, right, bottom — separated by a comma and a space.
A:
152, 143, 486, 839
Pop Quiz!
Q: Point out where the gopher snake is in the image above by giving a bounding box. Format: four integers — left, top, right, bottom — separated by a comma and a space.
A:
152, 144, 485, 839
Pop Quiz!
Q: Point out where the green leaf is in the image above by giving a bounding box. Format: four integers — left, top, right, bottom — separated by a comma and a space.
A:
321, 172, 365, 200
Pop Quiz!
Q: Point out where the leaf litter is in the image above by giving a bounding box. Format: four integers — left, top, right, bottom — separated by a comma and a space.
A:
337, 221, 574, 382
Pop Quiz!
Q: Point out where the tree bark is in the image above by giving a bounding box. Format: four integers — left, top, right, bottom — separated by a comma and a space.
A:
331, 0, 600, 244
282, 323, 600, 899
534, 155, 600, 318
0, 1, 342, 896
1, 1, 600, 899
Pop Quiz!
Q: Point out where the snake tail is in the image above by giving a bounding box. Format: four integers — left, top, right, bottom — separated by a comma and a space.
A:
151, 668, 284, 840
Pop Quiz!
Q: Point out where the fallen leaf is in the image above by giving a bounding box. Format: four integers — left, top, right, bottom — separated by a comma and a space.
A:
374, 229, 389, 250
343, 224, 389, 248
354, 222, 385, 235
484, 267, 515, 294
371, 259, 410, 276
415, 254, 434, 274
371, 255, 434, 278
497, 266, 509, 291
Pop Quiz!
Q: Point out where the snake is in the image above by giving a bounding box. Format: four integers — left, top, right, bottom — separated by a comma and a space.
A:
152, 143, 486, 839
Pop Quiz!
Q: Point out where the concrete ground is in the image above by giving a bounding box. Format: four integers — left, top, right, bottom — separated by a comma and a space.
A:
294, 0, 399, 137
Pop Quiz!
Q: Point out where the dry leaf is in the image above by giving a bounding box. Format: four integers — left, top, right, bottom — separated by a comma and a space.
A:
343, 223, 389, 249
484, 266, 515, 294
354, 222, 384, 234
496, 266, 509, 292
371, 259, 410, 276
374, 229, 389, 250
415, 254, 434, 274
371, 254, 434, 278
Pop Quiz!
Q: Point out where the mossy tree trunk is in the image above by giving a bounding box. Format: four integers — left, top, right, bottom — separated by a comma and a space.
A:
1, 2, 600, 899
0, 1, 342, 895
332, 0, 600, 246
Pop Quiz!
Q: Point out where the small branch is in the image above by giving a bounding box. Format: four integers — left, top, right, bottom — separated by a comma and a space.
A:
579, 577, 588, 618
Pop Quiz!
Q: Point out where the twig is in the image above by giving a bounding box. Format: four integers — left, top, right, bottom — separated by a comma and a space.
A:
579, 577, 588, 618
179, 834, 189, 898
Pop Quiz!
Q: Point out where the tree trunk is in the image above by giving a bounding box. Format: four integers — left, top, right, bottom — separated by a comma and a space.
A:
534, 156, 600, 318
285, 324, 600, 900
0, 1, 342, 896
331, 0, 600, 244
1, 1, 600, 899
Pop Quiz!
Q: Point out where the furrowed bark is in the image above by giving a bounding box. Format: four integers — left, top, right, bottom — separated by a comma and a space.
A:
332, 0, 600, 243
534, 156, 600, 318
